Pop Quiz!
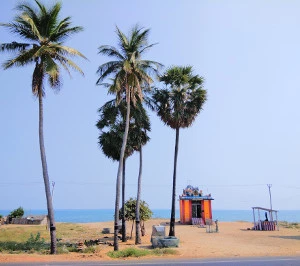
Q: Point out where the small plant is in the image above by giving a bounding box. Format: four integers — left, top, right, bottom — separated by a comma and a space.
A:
24, 232, 47, 251
82, 246, 96, 253
66, 246, 78, 253
56, 245, 69, 254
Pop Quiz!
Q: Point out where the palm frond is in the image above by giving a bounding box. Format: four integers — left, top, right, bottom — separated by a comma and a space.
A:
0, 42, 30, 52
96, 61, 122, 84
116, 26, 129, 56
2, 45, 39, 69
54, 54, 84, 76
98, 45, 124, 60
0, 22, 38, 41
44, 54, 60, 89
50, 44, 87, 59
139, 42, 158, 54
21, 13, 42, 41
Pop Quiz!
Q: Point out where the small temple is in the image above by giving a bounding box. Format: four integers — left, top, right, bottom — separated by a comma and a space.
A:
179, 185, 214, 226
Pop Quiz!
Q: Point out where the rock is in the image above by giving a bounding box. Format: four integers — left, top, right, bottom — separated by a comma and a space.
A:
151, 236, 179, 248
102, 228, 111, 234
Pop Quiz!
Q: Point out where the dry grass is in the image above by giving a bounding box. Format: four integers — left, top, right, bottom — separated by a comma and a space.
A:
0, 223, 106, 243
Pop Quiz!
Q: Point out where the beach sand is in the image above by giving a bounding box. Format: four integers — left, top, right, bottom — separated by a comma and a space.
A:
0, 220, 299, 263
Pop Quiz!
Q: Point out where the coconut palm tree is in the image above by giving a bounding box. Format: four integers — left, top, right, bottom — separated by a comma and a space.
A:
96, 25, 161, 250
151, 66, 207, 237
96, 99, 150, 243
0, 0, 86, 254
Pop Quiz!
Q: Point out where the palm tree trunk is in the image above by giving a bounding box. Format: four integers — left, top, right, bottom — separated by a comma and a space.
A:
169, 127, 180, 237
113, 88, 131, 251
135, 146, 142, 244
38, 92, 57, 254
121, 158, 126, 242
131, 220, 135, 239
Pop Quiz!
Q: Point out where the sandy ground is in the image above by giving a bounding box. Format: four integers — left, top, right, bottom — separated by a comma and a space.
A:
0, 220, 299, 263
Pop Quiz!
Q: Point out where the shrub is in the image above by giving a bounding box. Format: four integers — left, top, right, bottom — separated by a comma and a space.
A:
9, 207, 24, 218
24, 232, 47, 251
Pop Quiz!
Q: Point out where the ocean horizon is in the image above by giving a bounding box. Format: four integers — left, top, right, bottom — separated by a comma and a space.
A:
1, 209, 299, 223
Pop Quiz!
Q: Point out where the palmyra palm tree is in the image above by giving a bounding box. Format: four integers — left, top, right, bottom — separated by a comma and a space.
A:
151, 66, 207, 237
97, 98, 150, 243
97, 99, 150, 241
0, 0, 86, 253
96, 25, 161, 250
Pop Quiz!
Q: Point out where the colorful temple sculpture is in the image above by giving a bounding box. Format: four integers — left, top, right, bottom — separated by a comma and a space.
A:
179, 185, 214, 225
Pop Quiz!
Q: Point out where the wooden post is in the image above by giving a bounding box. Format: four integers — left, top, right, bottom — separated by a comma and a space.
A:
252, 208, 256, 229
258, 209, 262, 230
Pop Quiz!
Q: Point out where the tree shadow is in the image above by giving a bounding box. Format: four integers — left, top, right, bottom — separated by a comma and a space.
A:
138, 245, 153, 250
269, 235, 300, 240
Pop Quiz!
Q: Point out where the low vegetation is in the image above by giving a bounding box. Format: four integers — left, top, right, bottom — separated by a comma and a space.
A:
107, 247, 177, 258
0, 223, 177, 258
279, 221, 300, 229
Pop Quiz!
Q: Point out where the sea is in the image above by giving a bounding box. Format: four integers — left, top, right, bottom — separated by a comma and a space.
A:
0, 209, 299, 223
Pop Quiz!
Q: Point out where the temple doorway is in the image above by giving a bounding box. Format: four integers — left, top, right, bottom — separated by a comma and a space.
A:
192, 201, 202, 218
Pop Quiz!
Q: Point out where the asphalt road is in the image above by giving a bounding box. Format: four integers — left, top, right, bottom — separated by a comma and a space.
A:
1, 256, 299, 266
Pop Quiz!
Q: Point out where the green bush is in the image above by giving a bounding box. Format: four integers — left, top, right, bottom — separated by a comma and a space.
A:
9, 207, 24, 218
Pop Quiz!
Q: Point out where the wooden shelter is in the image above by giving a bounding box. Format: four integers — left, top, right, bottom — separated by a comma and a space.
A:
252, 207, 278, 231
179, 185, 214, 225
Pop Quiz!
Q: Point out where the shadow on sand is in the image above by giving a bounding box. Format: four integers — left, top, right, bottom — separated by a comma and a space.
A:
269, 235, 300, 240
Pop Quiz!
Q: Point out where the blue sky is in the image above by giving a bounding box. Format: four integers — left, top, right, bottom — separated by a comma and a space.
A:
0, 0, 300, 211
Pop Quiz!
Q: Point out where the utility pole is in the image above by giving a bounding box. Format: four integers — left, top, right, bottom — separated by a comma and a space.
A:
267, 184, 273, 220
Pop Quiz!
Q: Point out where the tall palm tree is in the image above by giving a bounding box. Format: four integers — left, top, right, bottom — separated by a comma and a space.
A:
97, 99, 134, 243
96, 99, 150, 243
131, 104, 151, 244
96, 25, 161, 250
0, 0, 86, 254
151, 66, 207, 237
98, 122, 132, 243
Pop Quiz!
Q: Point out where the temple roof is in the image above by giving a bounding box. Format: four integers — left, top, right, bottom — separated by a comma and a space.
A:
179, 185, 214, 200
179, 195, 214, 200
